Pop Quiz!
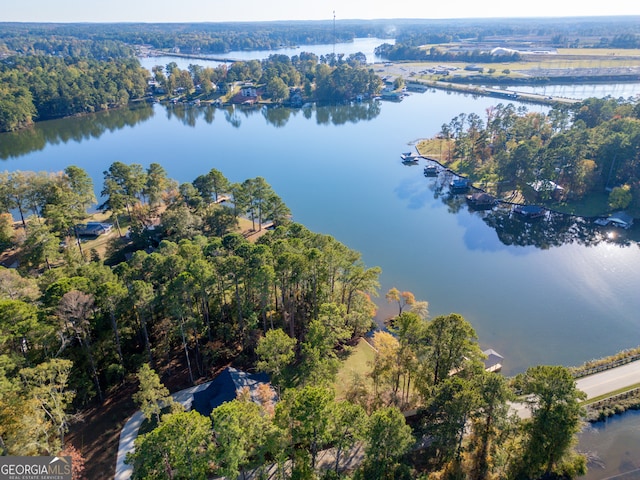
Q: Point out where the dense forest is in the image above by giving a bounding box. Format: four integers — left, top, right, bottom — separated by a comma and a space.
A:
0, 50, 382, 132
419, 96, 640, 216
0, 22, 376, 56
0, 56, 148, 131
0, 163, 588, 479
374, 42, 522, 62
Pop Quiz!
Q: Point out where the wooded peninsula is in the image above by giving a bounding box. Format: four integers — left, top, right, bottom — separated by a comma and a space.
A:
0, 162, 588, 479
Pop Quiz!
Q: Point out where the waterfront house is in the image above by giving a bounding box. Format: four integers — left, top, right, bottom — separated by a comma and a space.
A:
450, 178, 470, 192
513, 205, 545, 218
528, 180, 565, 201
240, 84, 258, 98
75, 222, 113, 236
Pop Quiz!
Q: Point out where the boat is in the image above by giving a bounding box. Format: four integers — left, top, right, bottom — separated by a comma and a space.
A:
449, 178, 469, 193
400, 152, 418, 162
424, 165, 438, 176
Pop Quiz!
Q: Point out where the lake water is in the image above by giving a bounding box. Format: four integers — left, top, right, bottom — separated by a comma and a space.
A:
2, 87, 640, 377
579, 411, 640, 480
138, 37, 394, 72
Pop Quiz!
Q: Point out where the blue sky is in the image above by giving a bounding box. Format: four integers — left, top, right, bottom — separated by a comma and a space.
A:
3, 0, 640, 23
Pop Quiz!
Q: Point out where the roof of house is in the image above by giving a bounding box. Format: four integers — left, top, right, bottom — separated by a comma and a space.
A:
468, 192, 495, 204
75, 222, 112, 236
529, 180, 564, 192
610, 211, 634, 225
483, 349, 504, 370
191, 367, 274, 417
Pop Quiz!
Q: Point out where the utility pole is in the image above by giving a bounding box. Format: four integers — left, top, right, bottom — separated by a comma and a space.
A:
333, 11, 336, 57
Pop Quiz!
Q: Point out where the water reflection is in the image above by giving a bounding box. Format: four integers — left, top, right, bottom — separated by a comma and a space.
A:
0, 100, 383, 160
0, 103, 155, 160
422, 172, 637, 250
315, 101, 381, 125
262, 105, 293, 128
161, 100, 383, 129
579, 411, 640, 480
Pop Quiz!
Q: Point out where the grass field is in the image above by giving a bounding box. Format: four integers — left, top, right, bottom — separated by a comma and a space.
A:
382, 46, 640, 82
334, 338, 376, 400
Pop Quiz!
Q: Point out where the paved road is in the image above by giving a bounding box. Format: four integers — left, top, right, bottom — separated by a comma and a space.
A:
576, 360, 640, 400
512, 360, 640, 420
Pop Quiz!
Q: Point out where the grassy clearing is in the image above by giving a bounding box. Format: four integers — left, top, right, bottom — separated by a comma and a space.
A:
416, 138, 451, 161
545, 191, 610, 217
334, 338, 376, 400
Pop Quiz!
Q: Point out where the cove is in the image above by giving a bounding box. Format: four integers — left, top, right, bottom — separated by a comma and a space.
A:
579, 411, 640, 480
1, 87, 640, 376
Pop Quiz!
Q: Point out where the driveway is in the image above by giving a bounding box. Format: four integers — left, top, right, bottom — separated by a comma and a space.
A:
114, 381, 213, 480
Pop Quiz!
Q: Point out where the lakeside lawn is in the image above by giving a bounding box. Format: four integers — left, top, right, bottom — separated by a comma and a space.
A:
334, 338, 376, 400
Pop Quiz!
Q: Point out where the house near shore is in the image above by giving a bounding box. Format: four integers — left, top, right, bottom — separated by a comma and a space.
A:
74, 222, 113, 236
191, 367, 276, 417
466, 192, 497, 209
240, 84, 258, 98
483, 349, 504, 373
513, 204, 546, 219
528, 180, 565, 201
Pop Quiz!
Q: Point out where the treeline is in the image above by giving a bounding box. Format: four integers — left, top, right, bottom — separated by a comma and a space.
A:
0, 22, 386, 56
607, 33, 640, 49
433, 96, 640, 213
0, 34, 133, 59
0, 55, 148, 132
151, 53, 382, 104
393, 16, 640, 49
374, 42, 521, 63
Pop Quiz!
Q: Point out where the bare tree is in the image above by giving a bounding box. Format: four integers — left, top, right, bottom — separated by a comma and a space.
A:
57, 290, 102, 402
